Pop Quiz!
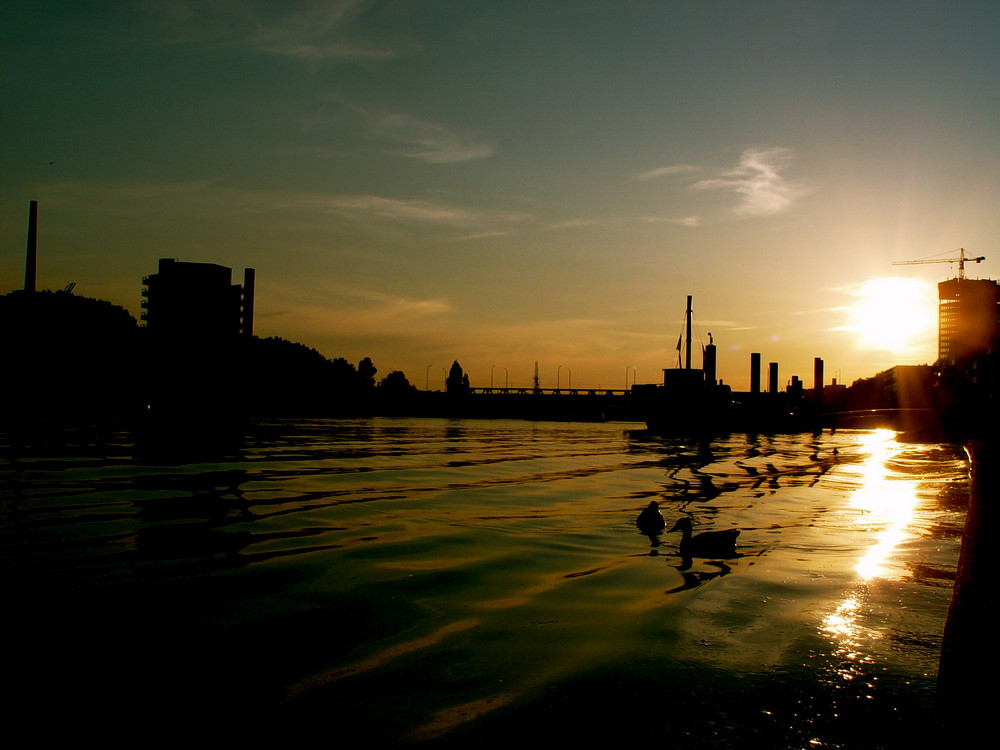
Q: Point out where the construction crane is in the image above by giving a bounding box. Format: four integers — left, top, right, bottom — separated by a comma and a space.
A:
892, 248, 985, 280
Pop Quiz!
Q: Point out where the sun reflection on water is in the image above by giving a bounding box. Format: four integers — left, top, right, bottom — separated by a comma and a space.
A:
820, 429, 921, 695
848, 429, 920, 581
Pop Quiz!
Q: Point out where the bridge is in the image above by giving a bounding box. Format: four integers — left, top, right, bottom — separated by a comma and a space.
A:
468, 387, 631, 397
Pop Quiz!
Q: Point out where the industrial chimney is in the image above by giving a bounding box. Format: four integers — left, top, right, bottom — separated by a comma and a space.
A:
242, 267, 255, 337
24, 200, 38, 292
813, 357, 824, 408
750, 353, 761, 394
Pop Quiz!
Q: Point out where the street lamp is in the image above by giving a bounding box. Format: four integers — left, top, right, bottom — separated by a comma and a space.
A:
557, 364, 562, 391
491, 364, 495, 390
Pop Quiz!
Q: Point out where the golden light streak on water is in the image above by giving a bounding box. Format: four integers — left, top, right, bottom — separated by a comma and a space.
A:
847, 429, 921, 581
285, 617, 480, 698
819, 429, 924, 697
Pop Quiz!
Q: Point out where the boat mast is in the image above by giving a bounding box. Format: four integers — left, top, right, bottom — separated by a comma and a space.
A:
685, 295, 693, 370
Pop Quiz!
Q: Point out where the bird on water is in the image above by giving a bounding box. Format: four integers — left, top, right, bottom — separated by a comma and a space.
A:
636, 501, 666, 533
667, 517, 740, 558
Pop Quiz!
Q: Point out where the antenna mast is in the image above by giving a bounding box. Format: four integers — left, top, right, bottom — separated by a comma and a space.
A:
685, 295, 693, 370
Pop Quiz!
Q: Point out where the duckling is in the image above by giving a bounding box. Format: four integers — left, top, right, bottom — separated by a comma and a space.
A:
667, 517, 740, 559
636, 500, 666, 533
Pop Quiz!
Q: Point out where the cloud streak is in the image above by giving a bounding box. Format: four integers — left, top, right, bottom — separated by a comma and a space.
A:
356, 107, 495, 163
252, 1, 404, 61
633, 164, 697, 181
138, 0, 405, 60
314, 194, 528, 227
38, 179, 530, 237
693, 147, 813, 217
635, 148, 813, 224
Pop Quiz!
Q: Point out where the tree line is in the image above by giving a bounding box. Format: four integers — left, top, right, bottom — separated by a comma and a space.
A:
0, 289, 428, 424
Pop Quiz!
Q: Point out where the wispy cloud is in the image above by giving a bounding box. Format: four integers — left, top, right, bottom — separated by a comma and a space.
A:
138, 0, 405, 60
355, 107, 495, 163
633, 164, 697, 181
455, 231, 515, 241
693, 147, 814, 217
39, 179, 529, 233
265, 286, 455, 357
252, 1, 404, 61
643, 215, 702, 227
314, 194, 528, 227
544, 218, 599, 230
332, 287, 454, 317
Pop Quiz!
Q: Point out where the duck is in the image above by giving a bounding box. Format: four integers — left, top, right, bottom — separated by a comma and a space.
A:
636, 500, 666, 533
667, 517, 740, 559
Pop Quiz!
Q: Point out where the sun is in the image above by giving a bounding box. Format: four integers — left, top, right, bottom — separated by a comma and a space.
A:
846, 277, 937, 356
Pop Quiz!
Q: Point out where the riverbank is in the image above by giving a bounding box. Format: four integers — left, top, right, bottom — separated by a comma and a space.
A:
936, 439, 999, 741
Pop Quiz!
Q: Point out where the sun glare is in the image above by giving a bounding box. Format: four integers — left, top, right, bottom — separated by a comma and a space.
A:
846, 277, 937, 355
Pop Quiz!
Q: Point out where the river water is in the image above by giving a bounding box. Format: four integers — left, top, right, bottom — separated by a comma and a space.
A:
2, 419, 969, 747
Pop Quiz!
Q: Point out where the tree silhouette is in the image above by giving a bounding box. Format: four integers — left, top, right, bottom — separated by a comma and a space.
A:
379, 370, 415, 393
1, 290, 141, 422
358, 357, 378, 390
446, 360, 471, 395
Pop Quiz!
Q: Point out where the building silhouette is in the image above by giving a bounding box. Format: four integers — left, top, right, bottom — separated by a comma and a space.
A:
141, 258, 254, 338
938, 278, 1000, 366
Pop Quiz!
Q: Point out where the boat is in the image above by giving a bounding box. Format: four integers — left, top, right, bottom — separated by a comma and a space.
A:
631, 295, 735, 434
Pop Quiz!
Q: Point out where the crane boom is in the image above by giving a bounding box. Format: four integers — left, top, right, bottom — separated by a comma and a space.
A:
892, 248, 985, 280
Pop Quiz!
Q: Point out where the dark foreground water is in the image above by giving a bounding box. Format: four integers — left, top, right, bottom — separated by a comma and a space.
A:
2, 419, 969, 747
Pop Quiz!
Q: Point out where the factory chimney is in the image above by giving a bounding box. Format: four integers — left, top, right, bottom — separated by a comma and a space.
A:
813, 357, 824, 408
24, 200, 38, 292
750, 353, 761, 394
242, 267, 256, 337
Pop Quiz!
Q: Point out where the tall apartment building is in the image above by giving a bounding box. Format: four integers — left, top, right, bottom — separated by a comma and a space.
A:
938, 278, 1000, 366
141, 258, 255, 339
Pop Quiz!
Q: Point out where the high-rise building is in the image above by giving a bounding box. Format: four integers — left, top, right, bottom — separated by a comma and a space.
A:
937, 278, 1000, 366
141, 258, 254, 339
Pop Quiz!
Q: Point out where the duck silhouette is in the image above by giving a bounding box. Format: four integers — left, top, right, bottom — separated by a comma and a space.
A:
667, 517, 740, 559
636, 501, 666, 534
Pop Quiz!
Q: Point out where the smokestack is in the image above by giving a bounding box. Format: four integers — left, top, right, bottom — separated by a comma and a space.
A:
750, 353, 761, 394
24, 200, 38, 292
768, 362, 779, 394
813, 357, 824, 406
242, 267, 255, 337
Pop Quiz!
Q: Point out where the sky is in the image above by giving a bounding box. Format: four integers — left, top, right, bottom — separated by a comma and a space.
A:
3, 0, 999, 392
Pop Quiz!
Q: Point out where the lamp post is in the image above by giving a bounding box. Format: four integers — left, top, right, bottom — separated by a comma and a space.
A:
426, 364, 431, 391
557, 364, 562, 391
504, 368, 509, 390
491, 364, 495, 390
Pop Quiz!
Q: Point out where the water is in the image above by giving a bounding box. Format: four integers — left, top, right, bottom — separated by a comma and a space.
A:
1, 419, 969, 747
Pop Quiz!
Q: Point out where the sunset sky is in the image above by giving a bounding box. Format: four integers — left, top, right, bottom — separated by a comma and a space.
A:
3, 1, 999, 391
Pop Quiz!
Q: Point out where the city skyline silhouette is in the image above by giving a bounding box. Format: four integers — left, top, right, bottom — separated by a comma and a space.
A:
4, 3, 999, 392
